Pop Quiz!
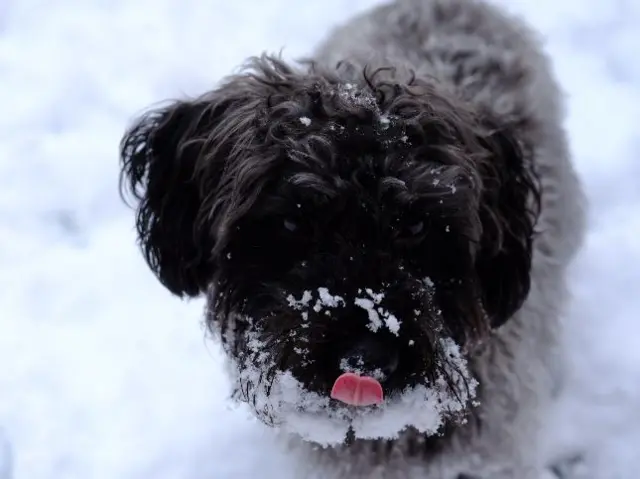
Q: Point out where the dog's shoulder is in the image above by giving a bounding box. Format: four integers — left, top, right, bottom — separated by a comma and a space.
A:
313, 0, 563, 131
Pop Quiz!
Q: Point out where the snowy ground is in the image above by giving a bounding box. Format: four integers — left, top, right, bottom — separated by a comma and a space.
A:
1, 0, 639, 478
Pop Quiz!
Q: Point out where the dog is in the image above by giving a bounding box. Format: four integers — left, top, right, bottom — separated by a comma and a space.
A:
118, 0, 586, 477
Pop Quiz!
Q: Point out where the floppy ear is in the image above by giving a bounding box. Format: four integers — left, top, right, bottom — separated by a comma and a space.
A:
119, 55, 321, 298
474, 123, 541, 328
119, 99, 222, 297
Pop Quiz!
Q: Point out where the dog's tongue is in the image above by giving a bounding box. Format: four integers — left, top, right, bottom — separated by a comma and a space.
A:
330, 372, 384, 406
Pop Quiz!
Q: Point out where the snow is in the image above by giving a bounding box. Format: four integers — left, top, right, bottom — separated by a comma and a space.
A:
338, 81, 377, 108
239, 286, 470, 445
0, 430, 11, 479
231, 326, 475, 446
347, 337, 477, 441
289, 287, 403, 334
287, 287, 345, 320
231, 339, 346, 445
1, 0, 639, 478
353, 288, 404, 335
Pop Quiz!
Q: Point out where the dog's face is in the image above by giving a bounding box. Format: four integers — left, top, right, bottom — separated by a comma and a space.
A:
120, 56, 540, 443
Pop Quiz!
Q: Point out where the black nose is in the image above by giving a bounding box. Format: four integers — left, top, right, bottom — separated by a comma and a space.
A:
340, 336, 399, 381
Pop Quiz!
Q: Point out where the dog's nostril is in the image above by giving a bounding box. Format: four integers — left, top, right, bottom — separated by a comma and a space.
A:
340, 336, 399, 381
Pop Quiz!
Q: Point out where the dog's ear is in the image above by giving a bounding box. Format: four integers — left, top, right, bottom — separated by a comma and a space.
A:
119, 55, 316, 298
119, 98, 225, 298
474, 122, 541, 329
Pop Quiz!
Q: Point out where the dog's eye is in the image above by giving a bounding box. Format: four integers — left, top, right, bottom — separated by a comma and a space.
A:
394, 220, 425, 243
408, 221, 424, 235
283, 219, 298, 232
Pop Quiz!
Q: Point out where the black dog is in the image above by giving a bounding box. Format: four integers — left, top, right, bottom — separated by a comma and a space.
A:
119, 0, 585, 477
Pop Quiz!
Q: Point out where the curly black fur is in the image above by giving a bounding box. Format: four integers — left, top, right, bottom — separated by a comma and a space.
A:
119, 54, 540, 429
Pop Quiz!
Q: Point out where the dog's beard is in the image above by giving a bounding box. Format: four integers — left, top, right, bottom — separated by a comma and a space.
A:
214, 279, 479, 446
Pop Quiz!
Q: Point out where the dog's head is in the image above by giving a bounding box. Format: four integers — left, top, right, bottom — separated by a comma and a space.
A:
119, 55, 540, 443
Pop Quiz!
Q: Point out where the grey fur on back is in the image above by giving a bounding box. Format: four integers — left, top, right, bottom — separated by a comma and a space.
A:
284, 0, 586, 477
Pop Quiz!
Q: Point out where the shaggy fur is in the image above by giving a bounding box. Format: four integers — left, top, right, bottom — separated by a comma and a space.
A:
119, 0, 586, 477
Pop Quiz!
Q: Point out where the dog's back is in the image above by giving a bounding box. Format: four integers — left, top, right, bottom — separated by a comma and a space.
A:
291, 0, 587, 477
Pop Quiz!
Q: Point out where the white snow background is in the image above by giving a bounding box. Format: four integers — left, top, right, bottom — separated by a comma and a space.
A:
1, 0, 639, 477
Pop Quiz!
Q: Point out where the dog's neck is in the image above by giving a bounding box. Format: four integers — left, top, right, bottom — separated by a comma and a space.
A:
292, 423, 457, 465
282, 425, 463, 479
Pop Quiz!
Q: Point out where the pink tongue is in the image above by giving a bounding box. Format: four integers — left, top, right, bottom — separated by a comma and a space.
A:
330, 372, 384, 406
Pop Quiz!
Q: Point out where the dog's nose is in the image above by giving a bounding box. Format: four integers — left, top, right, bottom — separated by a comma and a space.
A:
340, 336, 399, 382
